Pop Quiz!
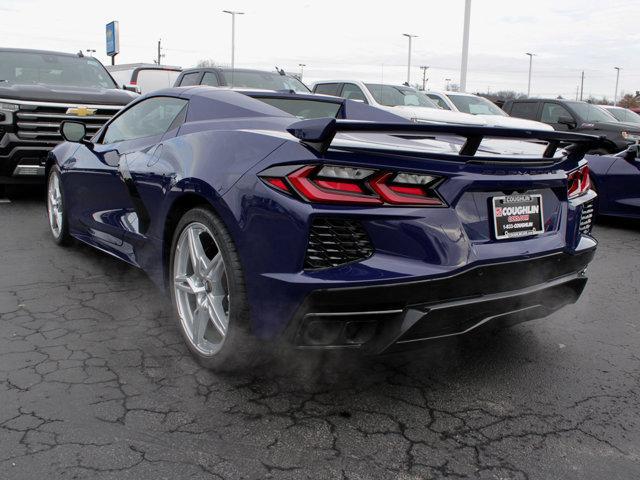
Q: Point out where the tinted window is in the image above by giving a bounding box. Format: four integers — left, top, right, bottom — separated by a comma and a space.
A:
201, 72, 220, 87
102, 97, 188, 144
509, 102, 539, 120
255, 98, 341, 119
541, 103, 573, 123
179, 72, 201, 86
427, 94, 450, 110
314, 83, 341, 96
341, 83, 367, 103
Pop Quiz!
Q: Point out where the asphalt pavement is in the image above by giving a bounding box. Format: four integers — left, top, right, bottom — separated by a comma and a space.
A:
1, 189, 639, 480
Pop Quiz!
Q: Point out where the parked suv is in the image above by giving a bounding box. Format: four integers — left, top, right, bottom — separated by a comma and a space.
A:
0, 48, 137, 183
503, 98, 640, 153
312, 80, 485, 126
174, 67, 310, 93
106, 63, 182, 95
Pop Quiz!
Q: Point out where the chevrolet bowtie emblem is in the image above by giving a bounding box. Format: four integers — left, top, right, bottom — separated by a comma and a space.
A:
66, 106, 97, 117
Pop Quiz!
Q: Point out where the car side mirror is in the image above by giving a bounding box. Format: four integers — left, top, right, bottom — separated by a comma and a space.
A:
60, 121, 87, 143
557, 115, 576, 128
123, 84, 141, 94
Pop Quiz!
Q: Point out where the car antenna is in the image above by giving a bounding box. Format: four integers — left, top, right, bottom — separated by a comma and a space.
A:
275, 66, 286, 76
77, 50, 84, 58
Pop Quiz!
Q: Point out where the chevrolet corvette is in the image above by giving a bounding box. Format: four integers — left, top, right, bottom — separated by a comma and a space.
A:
46, 87, 601, 369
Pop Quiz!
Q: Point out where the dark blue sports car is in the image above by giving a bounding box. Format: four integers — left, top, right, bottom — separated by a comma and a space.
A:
46, 87, 601, 369
587, 148, 640, 219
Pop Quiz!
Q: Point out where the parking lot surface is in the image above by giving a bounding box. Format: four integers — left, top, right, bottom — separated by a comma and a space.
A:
1, 192, 639, 480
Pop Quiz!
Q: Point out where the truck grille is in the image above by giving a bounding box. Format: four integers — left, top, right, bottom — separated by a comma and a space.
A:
579, 201, 594, 235
304, 218, 374, 270
15, 102, 121, 143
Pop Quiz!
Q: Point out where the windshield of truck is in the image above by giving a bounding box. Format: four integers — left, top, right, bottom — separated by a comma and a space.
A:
448, 94, 507, 116
221, 70, 310, 93
0, 51, 117, 89
365, 84, 438, 108
567, 101, 618, 123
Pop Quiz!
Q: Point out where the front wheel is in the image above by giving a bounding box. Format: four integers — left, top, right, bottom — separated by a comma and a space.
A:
46, 167, 72, 246
169, 207, 256, 371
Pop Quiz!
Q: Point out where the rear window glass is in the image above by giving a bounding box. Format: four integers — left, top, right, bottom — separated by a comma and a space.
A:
179, 72, 201, 86
509, 102, 538, 120
255, 98, 341, 119
314, 83, 342, 96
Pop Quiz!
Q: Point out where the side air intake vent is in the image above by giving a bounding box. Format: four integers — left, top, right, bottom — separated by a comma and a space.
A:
304, 218, 374, 270
579, 201, 594, 235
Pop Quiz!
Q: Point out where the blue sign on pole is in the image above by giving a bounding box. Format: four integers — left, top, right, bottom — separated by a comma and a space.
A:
106, 21, 119, 57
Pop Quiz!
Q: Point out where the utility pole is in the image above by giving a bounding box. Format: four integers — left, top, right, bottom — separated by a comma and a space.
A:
298, 63, 306, 81
580, 71, 584, 101
459, 0, 472, 92
223, 9, 244, 86
155, 39, 164, 65
525, 52, 535, 97
614, 66, 621, 105
420, 66, 429, 91
402, 33, 417, 85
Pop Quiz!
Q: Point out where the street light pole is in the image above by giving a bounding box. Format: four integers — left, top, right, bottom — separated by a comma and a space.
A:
223, 9, 244, 85
420, 66, 429, 91
85, 49, 96, 57
298, 63, 306, 81
459, 0, 472, 92
614, 66, 621, 105
402, 33, 418, 85
445, 78, 452, 91
525, 52, 536, 97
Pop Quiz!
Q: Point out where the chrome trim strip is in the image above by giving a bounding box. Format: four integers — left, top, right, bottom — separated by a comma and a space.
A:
0, 98, 123, 110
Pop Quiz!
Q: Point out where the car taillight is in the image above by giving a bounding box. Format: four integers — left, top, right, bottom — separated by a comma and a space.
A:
259, 164, 444, 206
567, 164, 591, 199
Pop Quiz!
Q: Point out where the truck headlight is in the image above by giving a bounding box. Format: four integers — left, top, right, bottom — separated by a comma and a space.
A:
0, 102, 19, 112
622, 131, 640, 142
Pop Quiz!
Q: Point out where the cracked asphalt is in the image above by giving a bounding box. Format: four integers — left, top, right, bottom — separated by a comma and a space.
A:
1, 189, 639, 480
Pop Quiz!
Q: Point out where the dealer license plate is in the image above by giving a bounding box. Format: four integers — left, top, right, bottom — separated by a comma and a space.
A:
492, 194, 544, 240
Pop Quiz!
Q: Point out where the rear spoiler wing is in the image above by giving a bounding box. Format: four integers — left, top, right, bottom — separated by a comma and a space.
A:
286, 118, 609, 160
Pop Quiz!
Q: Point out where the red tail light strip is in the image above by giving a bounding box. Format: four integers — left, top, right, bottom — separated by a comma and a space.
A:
287, 165, 383, 205
568, 164, 590, 199
370, 172, 443, 206
260, 164, 445, 207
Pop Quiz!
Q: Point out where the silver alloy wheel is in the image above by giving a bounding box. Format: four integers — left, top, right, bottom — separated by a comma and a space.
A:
47, 171, 63, 239
173, 222, 230, 356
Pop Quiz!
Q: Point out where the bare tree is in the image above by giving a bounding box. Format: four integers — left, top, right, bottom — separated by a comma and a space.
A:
196, 59, 218, 68
618, 93, 640, 109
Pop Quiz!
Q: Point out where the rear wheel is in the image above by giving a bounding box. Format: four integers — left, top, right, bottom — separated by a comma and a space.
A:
46, 167, 72, 246
169, 207, 256, 370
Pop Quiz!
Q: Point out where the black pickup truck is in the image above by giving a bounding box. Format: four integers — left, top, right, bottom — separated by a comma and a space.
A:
0, 48, 137, 184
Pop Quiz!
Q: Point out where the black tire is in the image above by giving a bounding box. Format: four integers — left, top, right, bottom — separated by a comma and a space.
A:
169, 206, 259, 371
46, 166, 72, 246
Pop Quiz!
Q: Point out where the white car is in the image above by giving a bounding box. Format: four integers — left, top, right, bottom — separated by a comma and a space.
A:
311, 80, 487, 126
107, 63, 182, 95
425, 90, 553, 131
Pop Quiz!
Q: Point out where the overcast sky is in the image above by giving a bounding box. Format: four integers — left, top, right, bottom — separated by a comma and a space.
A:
1, 0, 639, 99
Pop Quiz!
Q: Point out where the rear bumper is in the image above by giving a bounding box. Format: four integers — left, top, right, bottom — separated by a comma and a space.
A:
288, 246, 595, 353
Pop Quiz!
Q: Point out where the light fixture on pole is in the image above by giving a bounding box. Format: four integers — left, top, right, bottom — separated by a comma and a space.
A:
525, 52, 536, 97
445, 78, 452, 91
85, 49, 96, 57
614, 66, 621, 105
402, 33, 418, 85
298, 63, 306, 81
222, 9, 244, 86
459, 0, 472, 92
